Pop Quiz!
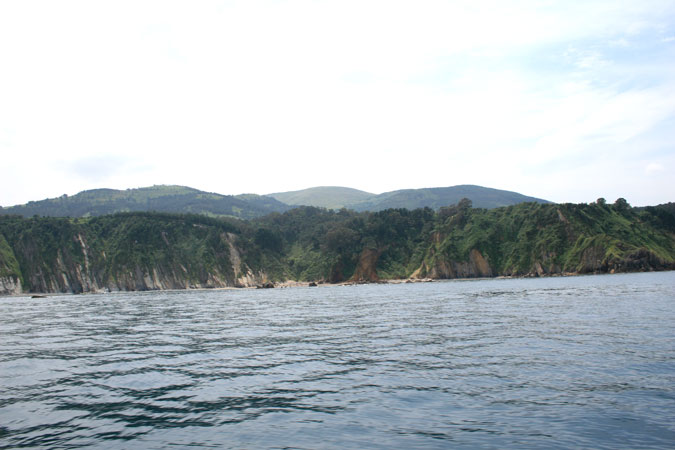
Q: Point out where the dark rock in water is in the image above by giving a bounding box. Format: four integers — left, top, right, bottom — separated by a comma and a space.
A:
256, 282, 275, 289
31, 295, 47, 298
308, 282, 317, 287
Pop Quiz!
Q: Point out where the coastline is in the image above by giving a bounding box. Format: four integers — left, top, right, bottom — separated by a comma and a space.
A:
3, 268, 673, 297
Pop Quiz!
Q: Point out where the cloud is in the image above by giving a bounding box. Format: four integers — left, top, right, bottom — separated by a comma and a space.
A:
0, 0, 674, 206
58, 156, 153, 183
645, 163, 666, 174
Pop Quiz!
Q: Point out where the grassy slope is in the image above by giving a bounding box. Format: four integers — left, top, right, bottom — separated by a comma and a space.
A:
267, 186, 375, 209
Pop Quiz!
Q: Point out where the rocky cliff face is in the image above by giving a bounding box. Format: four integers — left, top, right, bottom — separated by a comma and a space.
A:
413, 248, 494, 279
0, 276, 21, 295
351, 248, 381, 282
13, 247, 248, 295
577, 247, 674, 275
2, 202, 674, 294
1, 225, 268, 294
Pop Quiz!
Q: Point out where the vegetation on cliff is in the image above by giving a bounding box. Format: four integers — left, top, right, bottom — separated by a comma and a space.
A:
0, 199, 673, 294
248, 199, 675, 282
0, 213, 249, 293
0, 233, 21, 279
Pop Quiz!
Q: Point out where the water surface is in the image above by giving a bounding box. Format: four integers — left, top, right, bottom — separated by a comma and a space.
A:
1, 272, 674, 449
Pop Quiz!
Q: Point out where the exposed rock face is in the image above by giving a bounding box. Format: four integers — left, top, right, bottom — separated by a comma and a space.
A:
328, 261, 345, 283
21, 248, 102, 294
0, 276, 21, 295
103, 264, 238, 292
414, 249, 493, 279
578, 247, 674, 274
469, 249, 492, 277
578, 246, 606, 273
522, 251, 562, 277
2, 229, 268, 295
351, 248, 381, 282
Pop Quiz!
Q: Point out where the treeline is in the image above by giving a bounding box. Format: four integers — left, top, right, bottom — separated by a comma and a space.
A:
1, 199, 674, 294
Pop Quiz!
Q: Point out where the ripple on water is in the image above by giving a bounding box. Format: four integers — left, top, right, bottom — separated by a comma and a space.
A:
1, 272, 674, 449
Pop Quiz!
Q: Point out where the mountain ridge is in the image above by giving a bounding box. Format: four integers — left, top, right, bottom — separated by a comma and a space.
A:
267, 185, 550, 211
349, 185, 550, 211
0, 185, 291, 219
1, 184, 550, 218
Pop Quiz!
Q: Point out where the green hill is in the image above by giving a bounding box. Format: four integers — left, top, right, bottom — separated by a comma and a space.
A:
349, 185, 550, 211
1, 185, 290, 219
268, 184, 550, 211
267, 186, 375, 209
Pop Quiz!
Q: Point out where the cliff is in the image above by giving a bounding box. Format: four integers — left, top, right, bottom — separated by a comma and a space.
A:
0, 233, 22, 295
412, 201, 675, 279
0, 213, 268, 295
1, 200, 674, 295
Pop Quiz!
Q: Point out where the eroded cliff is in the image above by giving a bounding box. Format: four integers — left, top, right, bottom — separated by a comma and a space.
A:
1, 200, 674, 295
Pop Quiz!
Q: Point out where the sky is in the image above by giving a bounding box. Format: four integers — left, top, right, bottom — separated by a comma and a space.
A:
1, 0, 674, 207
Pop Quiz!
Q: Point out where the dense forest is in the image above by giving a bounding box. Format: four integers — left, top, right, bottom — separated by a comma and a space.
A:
1, 199, 674, 294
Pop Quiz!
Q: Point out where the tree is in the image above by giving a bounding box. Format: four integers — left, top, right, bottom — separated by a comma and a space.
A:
254, 227, 283, 253
614, 198, 630, 212
324, 226, 360, 255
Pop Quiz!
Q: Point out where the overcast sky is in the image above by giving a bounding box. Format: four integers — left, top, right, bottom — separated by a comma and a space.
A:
1, 0, 674, 207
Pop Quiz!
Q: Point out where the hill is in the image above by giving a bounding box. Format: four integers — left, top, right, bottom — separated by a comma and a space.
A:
348, 185, 550, 211
1, 184, 550, 219
267, 185, 550, 211
1, 185, 290, 219
267, 186, 374, 209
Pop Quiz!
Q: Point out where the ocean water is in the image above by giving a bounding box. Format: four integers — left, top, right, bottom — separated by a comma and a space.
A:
1, 272, 674, 449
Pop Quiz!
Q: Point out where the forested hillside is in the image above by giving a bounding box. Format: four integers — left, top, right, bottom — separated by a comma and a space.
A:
348, 185, 550, 211
267, 184, 549, 210
1, 184, 549, 219
1, 199, 673, 294
0, 185, 290, 219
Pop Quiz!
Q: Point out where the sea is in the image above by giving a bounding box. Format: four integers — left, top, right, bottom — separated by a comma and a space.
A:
1, 272, 674, 449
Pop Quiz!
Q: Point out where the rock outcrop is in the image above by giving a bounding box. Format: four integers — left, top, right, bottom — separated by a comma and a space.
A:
413, 248, 493, 279
351, 248, 381, 282
0, 276, 21, 296
578, 247, 674, 274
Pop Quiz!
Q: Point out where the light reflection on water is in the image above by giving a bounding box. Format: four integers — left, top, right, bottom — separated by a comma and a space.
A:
1, 272, 674, 449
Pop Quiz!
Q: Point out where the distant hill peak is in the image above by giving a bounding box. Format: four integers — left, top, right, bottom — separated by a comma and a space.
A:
267, 186, 375, 209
